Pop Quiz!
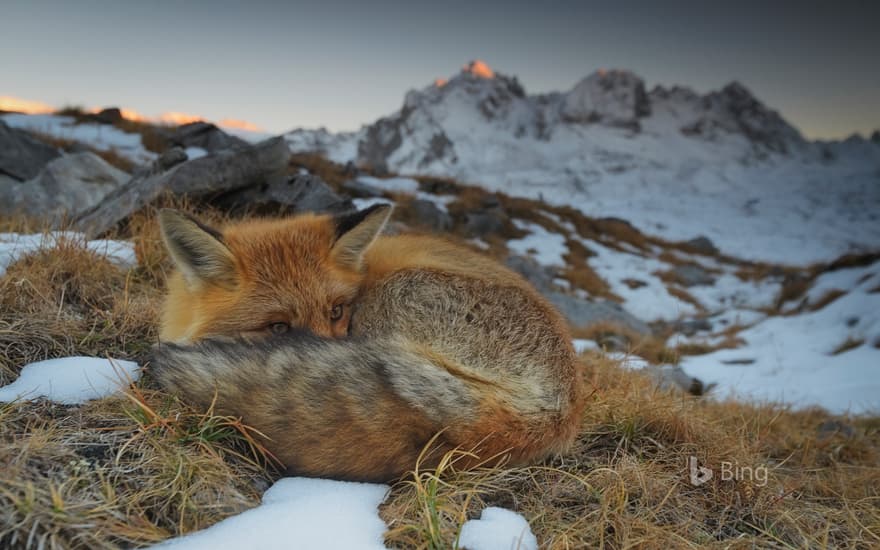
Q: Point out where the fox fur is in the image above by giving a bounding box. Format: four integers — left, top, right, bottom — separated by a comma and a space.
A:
152, 205, 585, 482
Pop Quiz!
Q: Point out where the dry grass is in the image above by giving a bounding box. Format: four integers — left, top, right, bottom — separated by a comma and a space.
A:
382, 354, 880, 549
571, 322, 678, 365
830, 337, 865, 356
808, 289, 848, 312
1, 207, 879, 548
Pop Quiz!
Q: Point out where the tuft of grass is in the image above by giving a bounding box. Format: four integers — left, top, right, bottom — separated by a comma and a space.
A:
808, 289, 847, 311
830, 337, 864, 355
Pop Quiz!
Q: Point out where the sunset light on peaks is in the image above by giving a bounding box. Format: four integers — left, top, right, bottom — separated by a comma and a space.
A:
463, 60, 494, 79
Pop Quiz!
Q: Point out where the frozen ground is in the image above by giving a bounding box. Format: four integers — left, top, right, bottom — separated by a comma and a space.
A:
682, 262, 880, 414
1, 112, 156, 164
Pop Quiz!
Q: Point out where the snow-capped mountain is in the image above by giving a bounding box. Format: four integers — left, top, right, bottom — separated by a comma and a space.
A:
287, 61, 880, 264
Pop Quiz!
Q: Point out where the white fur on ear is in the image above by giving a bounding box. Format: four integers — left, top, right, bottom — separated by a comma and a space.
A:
331, 204, 392, 270
158, 209, 237, 288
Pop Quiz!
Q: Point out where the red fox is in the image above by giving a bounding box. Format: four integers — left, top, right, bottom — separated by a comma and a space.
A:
152, 205, 585, 482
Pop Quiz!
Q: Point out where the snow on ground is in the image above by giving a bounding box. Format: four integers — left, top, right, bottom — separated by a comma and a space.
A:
683, 262, 880, 414
353, 176, 456, 212
458, 507, 538, 550
583, 239, 696, 321
0, 232, 136, 276
1, 112, 156, 165
508, 220, 568, 267
0, 357, 139, 405
184, 146, 207, 160
352, 197, 395, 210
155, 477, 389, 550
356, 176, 420, 194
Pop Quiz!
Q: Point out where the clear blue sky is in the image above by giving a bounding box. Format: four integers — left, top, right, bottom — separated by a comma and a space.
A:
2, 0, 878, 139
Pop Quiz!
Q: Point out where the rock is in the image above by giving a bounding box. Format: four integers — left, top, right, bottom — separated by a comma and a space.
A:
167, 122, 249, 153
0, 120, 61, 181
215, 173, 352, 215
670, 263, 715, 287
685, 235, 719, 255
461, 196, 507, 237
342, 178, 384, 197
643, 364, 711, 396
561, 69, 650, 129
89, 107, 124, 125
0, 152, 128, 222
506, 254, 650, 334
546, 291, 652, 335
676, 318, 712, 336
409, 199, 452, 232
157, 147, 189, 171
73, 137, 290, 238
506, 255, 557, 292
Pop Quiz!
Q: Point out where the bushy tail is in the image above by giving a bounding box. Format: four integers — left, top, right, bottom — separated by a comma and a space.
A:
150, 331, 579, 481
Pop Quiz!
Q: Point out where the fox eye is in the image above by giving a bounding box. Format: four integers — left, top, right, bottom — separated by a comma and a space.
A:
330, 304, 344, 322
268, 322, 289, 335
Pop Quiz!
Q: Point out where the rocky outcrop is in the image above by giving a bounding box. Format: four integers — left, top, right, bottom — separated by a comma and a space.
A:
167, 122, 249, 153
0, 120, 60, 181
506, 254, 652, 335
214, 173, 352, 215
74, 137, 290, 237
560, 69, 650, 129
680, 82, 805, 154
0, 152, 128, 222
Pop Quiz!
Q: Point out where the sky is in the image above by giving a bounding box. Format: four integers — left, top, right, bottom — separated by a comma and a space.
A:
1, 0, 878, 139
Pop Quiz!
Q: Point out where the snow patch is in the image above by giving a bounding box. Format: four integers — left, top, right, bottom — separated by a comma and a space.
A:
0, 232, 136, 277
155, 477, 389, 550
508, 221, 568, 267
458, 507, 538, 550
0, 357, 139, 405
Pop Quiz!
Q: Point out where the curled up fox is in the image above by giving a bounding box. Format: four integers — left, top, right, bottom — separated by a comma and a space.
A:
152, 204, 585, 482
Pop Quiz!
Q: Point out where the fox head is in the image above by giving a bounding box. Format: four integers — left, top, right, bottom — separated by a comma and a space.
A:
157, 205, 392, 342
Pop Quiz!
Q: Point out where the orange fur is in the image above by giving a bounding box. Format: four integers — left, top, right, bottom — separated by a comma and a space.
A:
154, 208, 585, 481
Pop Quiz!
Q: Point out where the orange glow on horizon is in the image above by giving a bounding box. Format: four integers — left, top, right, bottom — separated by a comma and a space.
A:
0, 95, 56, 114
434, 78, 448, 88
1, 95, 262, 132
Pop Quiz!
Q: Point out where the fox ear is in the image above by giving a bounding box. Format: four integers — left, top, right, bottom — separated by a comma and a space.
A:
331, 204, 392, 270
158, 209, 237, 289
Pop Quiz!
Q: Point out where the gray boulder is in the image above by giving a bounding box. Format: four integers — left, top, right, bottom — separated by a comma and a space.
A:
216, 173, 352, 215
168, 122, 249, 153
461, 195, 507, 237
74, 137, 291, 237
670, 263, 715, 287
0, 152, 128, 222
0, 120, 60, 181
643, 364, 711, 396
409, 199, 452, 232
685, 236, 719, 255
506, 254, 651, 335
546, 291, 652, 335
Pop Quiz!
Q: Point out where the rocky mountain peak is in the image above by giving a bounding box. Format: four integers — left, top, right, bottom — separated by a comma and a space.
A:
561, 69, 650, 129
462, 59, 495, 79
